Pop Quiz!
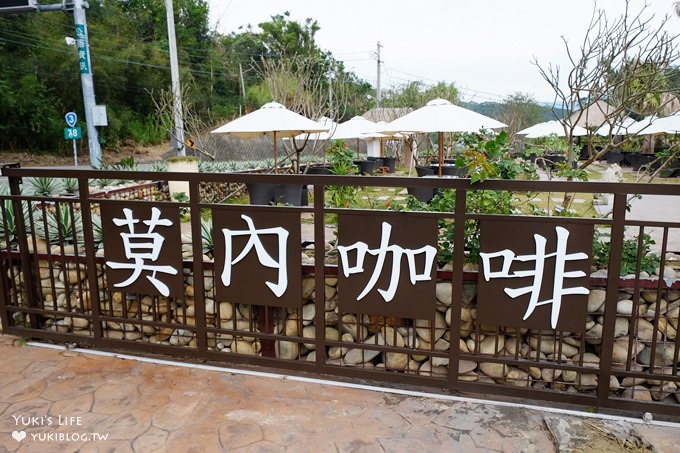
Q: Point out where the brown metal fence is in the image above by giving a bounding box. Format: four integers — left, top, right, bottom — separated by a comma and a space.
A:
0, 165, 678, 417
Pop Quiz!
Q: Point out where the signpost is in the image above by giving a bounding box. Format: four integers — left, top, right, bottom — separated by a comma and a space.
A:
64, 112, 80, 167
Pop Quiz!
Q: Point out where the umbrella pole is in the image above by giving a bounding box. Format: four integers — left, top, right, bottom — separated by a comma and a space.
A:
438, 131, 444, 177
273, 131, 278, 171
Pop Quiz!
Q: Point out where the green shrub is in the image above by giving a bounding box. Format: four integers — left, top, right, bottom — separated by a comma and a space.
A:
592, 230, 660, 275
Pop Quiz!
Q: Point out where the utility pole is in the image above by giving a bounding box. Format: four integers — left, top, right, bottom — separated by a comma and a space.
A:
376, 41, 382, 108
73, 0, 102, 168
239, 63, 246, 110
165, 0, 185, 156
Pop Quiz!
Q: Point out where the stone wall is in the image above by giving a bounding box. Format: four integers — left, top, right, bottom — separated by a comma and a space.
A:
5, 239, 678, 407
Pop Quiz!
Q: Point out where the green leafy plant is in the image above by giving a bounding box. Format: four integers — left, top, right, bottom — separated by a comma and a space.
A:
592, 230, 660, 275
61, 178, 78, 194
151, 161, 167, 172
27, 176, 59, 196
326, 140, 360, 208
35, 204, 84, 245
171, 192, 191, 221
201, 217, 213, 257
0, 190, 35, 247
400, 188, 514, 265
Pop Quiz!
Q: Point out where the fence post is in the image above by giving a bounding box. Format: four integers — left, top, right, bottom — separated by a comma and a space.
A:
8, 174, 40, 329
596, 192, 626, 409
313, 183, 327, 371
448, 188, 467, 389
189, 179, 207, 353
79, 176, 103, 340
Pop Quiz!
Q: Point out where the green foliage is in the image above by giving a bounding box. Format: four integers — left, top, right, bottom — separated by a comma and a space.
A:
0, 198, 34, 247
382, 81, 459, 109
171, 192, 191, 221
457, 130, 537, 182
201, 217, 213, 256
35, 204, 84, 245
592, 230, 660, 275
26, 177, 60, 196
498, 92, 546, 135
126, 114, 167, 145
400, 188, 515, 265
0, 2, 375, 152
326, 140, 360, 208
61, 178, 79, 194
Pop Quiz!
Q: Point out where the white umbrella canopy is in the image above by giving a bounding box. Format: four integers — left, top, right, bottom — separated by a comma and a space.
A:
627, 115, 659, 135
517, 120, 589, 138
331, 116, 387, 157
332, 116, 386, 140
380, 98, 506, 134
639, 112, 680, 135
292, 116, 338, 141
594, 117, 638, 136
380, 98, 506, 175
211, 102, 329, 167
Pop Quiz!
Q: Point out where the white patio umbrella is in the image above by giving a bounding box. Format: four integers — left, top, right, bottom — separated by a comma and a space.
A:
639, 113, 680, 135
211, 102, 329, 168
380, 98, 506, 175
627, 115, 659, 135
292, 116, 338, 141
594, 117, 637, 136
517, 120, 589, 138
331, 116, 387, 157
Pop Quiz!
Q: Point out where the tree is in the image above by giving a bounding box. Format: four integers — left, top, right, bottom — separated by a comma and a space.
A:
497, 92, 546, 140
534, 0, 679, 171
382, 81, 459, 110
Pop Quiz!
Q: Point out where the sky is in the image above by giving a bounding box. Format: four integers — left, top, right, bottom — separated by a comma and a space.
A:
207, 0, 680, 104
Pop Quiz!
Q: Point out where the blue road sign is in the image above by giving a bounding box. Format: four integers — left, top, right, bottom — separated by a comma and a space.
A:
65, 112, 78, 127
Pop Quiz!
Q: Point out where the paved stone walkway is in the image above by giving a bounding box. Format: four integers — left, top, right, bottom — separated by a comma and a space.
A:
0, 334, 678, 452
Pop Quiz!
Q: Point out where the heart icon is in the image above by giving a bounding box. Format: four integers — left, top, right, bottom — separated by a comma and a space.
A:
12, 430, 26, 442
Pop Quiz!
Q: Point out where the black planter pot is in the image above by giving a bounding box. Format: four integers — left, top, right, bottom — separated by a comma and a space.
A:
627, 153, 657, 171
367, 156, 385, 170
382, 157, 397, 173
407, 186, 437, 203
305, 165, 334, 175
606, 151, 624, 165
246, 183, 275, 205
415, 165, 435, 177
429, 164, 467, 177
354, 159, 377, 175
274, 183, 305, 206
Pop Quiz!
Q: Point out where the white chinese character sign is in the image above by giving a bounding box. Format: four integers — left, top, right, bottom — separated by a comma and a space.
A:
337, 213, 438, 319
102, 204, 183, 297
213, 210, 301, 308
478, 220, 593, 331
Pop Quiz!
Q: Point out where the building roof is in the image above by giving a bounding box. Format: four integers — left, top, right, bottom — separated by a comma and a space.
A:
362, 107, 412, 123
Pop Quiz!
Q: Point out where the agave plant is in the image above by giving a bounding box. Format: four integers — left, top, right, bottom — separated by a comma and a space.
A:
62, 178, 79, 194
26, 176, 60, 196
35, 204, 84, 245
200, 217, 213, 257
0, 198, 20, 247
0, 187, 36, 247
91, 212, 103, 248
151, 161, 167, 172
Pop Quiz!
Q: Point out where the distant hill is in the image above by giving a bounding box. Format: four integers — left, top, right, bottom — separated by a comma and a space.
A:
461, 101, 565, 122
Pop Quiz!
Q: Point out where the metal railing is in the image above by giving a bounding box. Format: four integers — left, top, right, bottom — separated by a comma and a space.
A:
0, 165, 678, 418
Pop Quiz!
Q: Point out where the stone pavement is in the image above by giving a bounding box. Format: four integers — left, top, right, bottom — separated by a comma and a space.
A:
0, 335, 678, 452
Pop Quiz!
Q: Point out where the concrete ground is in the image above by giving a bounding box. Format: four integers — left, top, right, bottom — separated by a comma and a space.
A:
1, 334, 678, 452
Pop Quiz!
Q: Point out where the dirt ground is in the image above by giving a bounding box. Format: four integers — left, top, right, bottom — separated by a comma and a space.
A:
0, 143, 170, 168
